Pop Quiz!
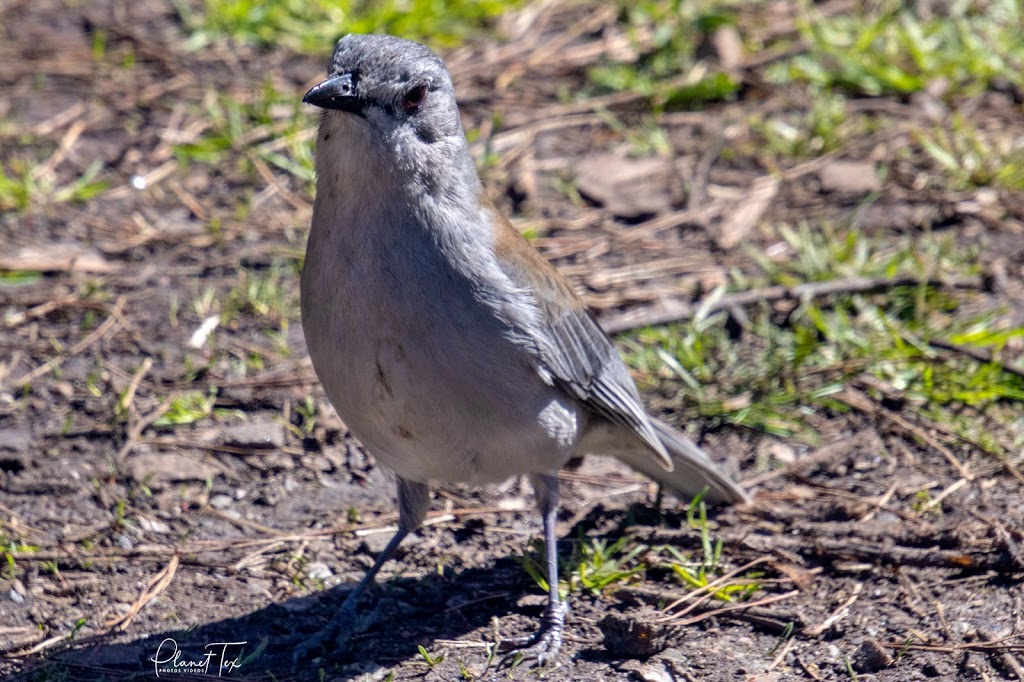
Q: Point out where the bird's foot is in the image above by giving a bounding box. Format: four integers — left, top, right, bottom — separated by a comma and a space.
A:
291, 601, 374, 666
498, 600, 568, 668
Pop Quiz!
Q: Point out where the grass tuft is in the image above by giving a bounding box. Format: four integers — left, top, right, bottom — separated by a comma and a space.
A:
588, 0, 746, 107
769, 0, 1024, 97
175, 0, 520, 55
624, 224, 1024, 453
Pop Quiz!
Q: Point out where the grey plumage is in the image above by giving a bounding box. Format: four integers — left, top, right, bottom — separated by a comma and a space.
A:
297, 33, 749, 665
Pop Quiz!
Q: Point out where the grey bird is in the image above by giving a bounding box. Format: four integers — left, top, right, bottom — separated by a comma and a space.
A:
299, 33, 749, 665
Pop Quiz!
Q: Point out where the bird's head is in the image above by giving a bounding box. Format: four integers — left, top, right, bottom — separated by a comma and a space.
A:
304, 34, 471, 184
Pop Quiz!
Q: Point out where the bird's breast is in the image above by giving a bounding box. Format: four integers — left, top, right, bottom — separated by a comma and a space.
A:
301, 203, 582, 484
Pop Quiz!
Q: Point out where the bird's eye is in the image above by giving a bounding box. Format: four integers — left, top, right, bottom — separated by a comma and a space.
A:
402, 85, 427, 113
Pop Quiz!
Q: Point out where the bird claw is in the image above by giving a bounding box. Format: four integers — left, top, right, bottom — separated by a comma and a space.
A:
291, 602, 368, 666
498, 601, 568, 669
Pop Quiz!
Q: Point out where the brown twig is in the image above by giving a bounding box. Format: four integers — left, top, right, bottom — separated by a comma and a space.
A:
102, 555, 179, 632
743, 535, 1021, 573
115, 397, 174, 463
7, 295, 127, 389
5, 556, 179, 658
31, 118, 87, 182
3, 297, 109, 329
251, 155, 312, 214
766, 637, 797, 673
620, 585, 804, 634
118, 357, 153, 419
859, 480, 899, 522
884, 637, 1024, 654
657, 557, 772, 620
805, 582, 863, 637
795, 652, 826, 680
666, 590, 800, 626
836, 386, 974, 480
920, 478, 969, 512
740, 437, 860, 487
0, 626, 45, 656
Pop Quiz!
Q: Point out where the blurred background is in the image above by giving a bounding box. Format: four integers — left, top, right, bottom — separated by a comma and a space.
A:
1, 0, 1023, 679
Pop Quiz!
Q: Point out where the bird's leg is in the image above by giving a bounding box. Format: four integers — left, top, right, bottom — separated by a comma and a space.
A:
500, 473, 567, 667
293, 478, 429, 663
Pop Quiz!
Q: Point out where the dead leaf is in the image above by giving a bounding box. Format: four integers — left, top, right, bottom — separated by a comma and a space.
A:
717, 175, 779, 249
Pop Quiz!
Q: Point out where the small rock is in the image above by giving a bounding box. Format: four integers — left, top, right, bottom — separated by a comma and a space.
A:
855, 202, 944, 232
975, 188, 999, 206
254, 484, 284, 507
8, 583, 26, 604
922, 659, 955, 677
0, 427, 32, 453
154, 208, 205, 238
245, 578, 274, 597
575, 154, 677, 218
952, 619, 978, 639
54, 381, 75, 400
712, 25, 744, 72
112, 589, 136, 604
278, 595, 318, 613
852, 638, 893, 673
657, 647, 689, 667
976, 619, 1012, 642
361, 531, 397, 556
334, 663, 392, 681
222, 421, 285, 450
496, 497, 527, 511
618, 659, 644, 674
127, 453, 219, 485
819, 160, 881, 194
515, 593, 548, 609
209, 494, 234, 509
306, 562, 334, 581
599, 608, 674, 659
620, 660, 674, 682
769, 442, 796, 464
137, 516, 170, 534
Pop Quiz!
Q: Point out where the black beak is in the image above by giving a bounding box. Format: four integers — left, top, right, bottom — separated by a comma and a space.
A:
303, 73, 364, 113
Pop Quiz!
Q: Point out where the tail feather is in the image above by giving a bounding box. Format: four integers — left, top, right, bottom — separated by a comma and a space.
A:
585, 417, 749, 506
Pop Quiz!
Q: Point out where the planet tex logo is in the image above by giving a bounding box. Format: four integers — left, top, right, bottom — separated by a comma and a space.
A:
149, 637, 246, 677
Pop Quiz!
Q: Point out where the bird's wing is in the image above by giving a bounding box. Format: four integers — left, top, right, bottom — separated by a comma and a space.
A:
486, 200, 673, 471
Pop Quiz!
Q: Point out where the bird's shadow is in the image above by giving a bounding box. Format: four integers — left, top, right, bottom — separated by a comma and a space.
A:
9, 561, 539, 681
6, 503, 655, 681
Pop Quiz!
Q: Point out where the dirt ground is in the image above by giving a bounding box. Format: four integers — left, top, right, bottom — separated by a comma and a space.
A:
2, 0, 1024, 680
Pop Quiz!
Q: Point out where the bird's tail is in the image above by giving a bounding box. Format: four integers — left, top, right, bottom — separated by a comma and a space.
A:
585, 417, 749, 506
